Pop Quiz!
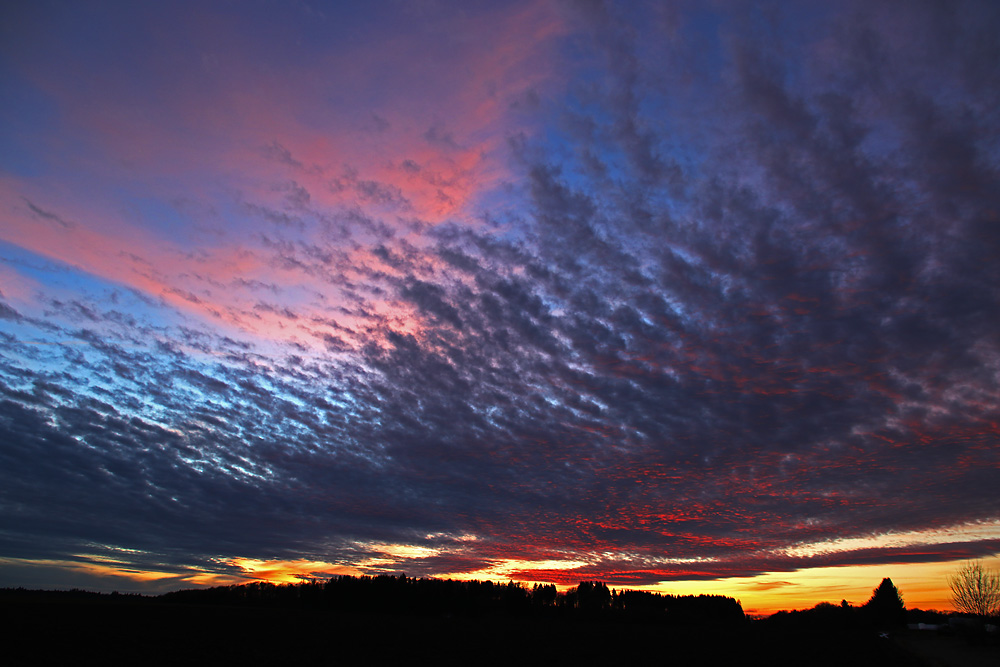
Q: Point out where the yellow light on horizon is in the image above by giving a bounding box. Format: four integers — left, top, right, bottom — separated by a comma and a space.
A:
433, 557, 590, 588
646, 557, 1000, 615
225, 557, 360, 583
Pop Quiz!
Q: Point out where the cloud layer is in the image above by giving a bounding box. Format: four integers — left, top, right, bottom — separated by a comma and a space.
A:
1, 0, 998, 592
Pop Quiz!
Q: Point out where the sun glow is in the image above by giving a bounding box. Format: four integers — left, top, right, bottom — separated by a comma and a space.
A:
0, 557, 179, 587
223, 557, 359, 583
437, 558, 590, 588
652, 557, 1000, 616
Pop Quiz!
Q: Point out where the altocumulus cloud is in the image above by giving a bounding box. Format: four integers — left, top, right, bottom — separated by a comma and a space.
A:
0, 0, 998, 590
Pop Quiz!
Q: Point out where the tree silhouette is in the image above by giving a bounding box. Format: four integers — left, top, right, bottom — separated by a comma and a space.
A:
575, 581, 611, 611
863, 578, 905, 626
949, 560, 1000, 618
152, 575, 745, 626
531, 583, 557, 607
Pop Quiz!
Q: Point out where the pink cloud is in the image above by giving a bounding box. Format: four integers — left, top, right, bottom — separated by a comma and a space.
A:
2, 2, 570, 354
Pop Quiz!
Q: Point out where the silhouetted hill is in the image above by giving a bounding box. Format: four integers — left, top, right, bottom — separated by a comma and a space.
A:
0, 581, 971, 666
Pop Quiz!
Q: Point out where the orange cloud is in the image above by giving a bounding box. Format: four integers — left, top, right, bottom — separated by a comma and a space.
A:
223, 558, 361, 584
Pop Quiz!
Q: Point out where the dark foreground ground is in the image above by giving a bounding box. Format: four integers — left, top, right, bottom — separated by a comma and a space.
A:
2, 593, 996, 666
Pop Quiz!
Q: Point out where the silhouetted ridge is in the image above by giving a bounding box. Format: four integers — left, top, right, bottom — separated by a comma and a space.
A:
158, 575, 745, 624
7, 579, 982, 666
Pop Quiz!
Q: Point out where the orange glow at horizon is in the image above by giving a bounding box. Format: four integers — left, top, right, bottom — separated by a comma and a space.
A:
0, 556, 361, 590
223, 557, 361, 584
4, 528, 999, 613
3, 552, 999, 616
0, 557, 179, 585
648, 557, 1000, 615
434, 557, 590, 589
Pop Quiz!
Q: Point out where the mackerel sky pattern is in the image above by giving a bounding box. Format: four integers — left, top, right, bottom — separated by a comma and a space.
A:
1, 0, 998, 589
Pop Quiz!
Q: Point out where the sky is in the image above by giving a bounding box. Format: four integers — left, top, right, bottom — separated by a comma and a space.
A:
1, 0, 998, 615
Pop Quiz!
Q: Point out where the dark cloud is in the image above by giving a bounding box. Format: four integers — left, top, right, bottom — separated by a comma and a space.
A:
369, 113, 390, 133
21, 198, 75, 229
259, 141, 304, 169
0, 301, 22, 321
423, 124, 462, 150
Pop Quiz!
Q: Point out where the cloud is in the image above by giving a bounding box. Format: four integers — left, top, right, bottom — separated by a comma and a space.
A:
21, 198, 75, 229
0, 300, 22, 322
0, 0, 998, 595
259, 141, 304, 170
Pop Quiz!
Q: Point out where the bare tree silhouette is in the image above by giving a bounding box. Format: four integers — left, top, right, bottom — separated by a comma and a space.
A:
949, 560, 1000, 618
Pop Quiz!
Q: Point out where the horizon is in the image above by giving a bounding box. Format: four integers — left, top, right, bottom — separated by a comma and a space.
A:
1, 0, 998, 619
3, 554, 997, 617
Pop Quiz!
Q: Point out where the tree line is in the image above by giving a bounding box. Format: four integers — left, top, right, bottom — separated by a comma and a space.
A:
158, 575, 745, 624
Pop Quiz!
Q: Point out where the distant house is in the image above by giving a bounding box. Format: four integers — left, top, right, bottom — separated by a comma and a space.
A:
905, 622, 946, 631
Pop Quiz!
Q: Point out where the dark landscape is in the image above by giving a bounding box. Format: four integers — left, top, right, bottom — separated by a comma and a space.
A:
3, 577, 997, 666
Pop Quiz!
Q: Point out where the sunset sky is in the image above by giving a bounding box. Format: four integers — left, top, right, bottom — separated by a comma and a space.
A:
1, 0, 998, 615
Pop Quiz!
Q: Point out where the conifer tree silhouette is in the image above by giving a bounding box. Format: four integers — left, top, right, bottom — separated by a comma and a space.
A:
863, 578, 905, 627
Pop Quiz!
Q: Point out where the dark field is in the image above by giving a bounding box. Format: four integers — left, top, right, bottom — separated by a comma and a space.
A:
4, 591, 975, 666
